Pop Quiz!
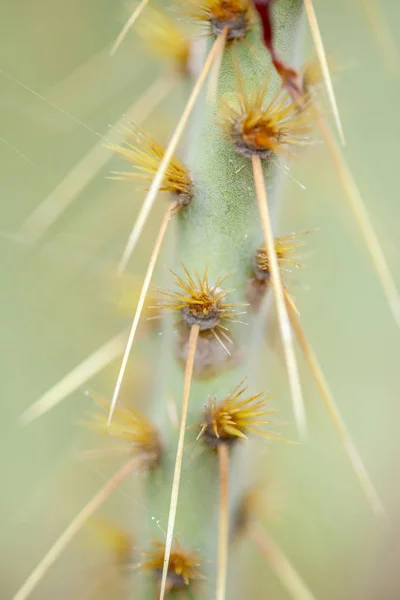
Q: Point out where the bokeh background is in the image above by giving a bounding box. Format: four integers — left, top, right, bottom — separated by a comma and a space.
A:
1, 0, 400, 598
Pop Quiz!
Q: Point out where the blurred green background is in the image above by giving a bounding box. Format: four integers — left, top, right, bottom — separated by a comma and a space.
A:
1, 0, 400, 598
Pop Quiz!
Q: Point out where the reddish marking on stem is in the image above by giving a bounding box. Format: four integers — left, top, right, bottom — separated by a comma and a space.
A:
253, 0, 301, 100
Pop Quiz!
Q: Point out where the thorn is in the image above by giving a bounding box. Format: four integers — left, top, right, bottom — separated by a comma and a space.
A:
12, 457, 141, 600
316, 106, 400, 335
286, 298, 385, 518
19, 331, 128, 425
206, 26, 227, 102
359, 0, 400, 76
249, 521, 317, 600
217, 443, 230, 600
159, 324, 200, 600
212, 329, 232, 356
108, 206, 173, 426
303, 0, 346, 146
110, 0, 150, 57
19, 73, 174, 244
252, 154, 307, 440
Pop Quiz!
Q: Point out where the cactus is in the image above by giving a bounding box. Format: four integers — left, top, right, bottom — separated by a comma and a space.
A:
5, 1, 400, 600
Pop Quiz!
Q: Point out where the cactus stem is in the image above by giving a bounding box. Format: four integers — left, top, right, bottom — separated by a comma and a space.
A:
107, 204, 174, 426
159, 324, 200, 600
248, 521, 317, 600
316, 106, 400, 334
217, 442, 230, 600
286, 298, 385, 518
303, 0, 345, 145
117, 29, 227, 274
252, 153, 307, 440
110, 0, 150, 56
12, 456, 142, 600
